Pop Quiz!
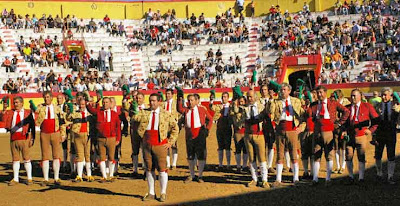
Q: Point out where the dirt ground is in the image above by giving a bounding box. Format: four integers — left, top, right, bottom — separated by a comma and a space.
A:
0, 127, 400, 206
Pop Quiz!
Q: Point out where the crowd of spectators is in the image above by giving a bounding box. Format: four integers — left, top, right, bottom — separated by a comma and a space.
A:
4, 0, 400, 94
262, 0, 400, 84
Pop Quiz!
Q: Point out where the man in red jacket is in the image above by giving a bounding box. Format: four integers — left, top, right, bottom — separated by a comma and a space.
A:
178, 93, 213, 183
87, 97, 121, 182
308, 86, 349, 186
345, 88, 379, 184
1, 96, 35, 186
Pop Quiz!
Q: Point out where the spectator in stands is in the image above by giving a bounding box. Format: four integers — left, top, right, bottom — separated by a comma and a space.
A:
237, 0, 244, 13
109, 23, 118, 36
107, 46, 113, 71
118, 22, 126, 37
102, 14, 111, 28
331, 49, 342, 70
88, 18, 97, 32
77, 18, 85, 33
2, 56, 13, 72
98, 47, 107, 71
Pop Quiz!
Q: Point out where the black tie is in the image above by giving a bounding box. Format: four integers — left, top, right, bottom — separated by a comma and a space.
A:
384, 103, 389, 121
250, 106, 255, 119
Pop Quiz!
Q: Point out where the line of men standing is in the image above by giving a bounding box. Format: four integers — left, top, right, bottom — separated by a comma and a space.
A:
1, 84, 400, 202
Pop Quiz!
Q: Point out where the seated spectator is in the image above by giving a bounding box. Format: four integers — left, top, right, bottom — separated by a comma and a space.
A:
88, 18, 97, 32
118, 22, 126, 37
102, 14, 111, 28
2, 57, 13, 72
109, 23, 118, 36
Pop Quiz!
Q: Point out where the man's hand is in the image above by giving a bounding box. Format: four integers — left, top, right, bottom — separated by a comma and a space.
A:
393, 104, 400, 113
163, 142, 172, 150
29, 139, 34, 148
295, 127, 303, 135
364, 129, 372, 137
61, 135, 66, 142
116, 141, 120, 146
334, 123, 341, 130
210, 94, 215, 101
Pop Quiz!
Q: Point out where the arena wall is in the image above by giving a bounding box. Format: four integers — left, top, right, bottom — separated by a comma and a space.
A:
0, 0, 342, 19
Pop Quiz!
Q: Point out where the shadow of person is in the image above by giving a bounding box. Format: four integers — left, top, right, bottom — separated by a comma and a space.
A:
31, 184, 142, 199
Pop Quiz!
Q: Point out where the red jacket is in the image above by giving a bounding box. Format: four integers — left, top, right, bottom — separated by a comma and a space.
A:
345, 102, 379, 136
87, 104, 121, 141
178, 100, 213, 137
308, 99, 350, 132
1, 109, 35, 141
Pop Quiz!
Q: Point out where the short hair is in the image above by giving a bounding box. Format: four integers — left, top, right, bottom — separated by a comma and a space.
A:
103, 97, 110, 102
351, 88, 362, 96
187, 94, 195, 100
42, 91, 53, 97
315, 85, 327, 92
137, 92, 144, 97
14, 96, 23, 103
194, 93, 200, 100
260, 84, 268, 92
281, 83, 292, 91
334, 89, 344, 98
166, 88, 174, 94
110, 97, 116, 102
150, 93, 162, 101
222, 92, 229, 97
381, 87, 393, 94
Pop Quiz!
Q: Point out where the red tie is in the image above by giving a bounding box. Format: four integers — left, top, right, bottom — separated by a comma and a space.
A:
166, 101, 170, 112
16, 111, 21, 125
151, 111, 156, 130
320, 102, 326, 116
352, 105, 358, 121
47, 106, 51, 119
191, 109, 195, 129
105, 110, 109, 122
285, 100, 290, 116
81, 111, 85, 119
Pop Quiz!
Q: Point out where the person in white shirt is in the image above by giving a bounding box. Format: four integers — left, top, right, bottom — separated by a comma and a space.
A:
163, 89, 180, 170
243, 90, 269, 188
269, 83, 306, 187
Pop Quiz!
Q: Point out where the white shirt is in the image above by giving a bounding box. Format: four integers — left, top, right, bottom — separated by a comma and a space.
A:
186, 106, 201, 128
46, 104, 55, 119
351, 102, 361, 121
246, 102, 259, 120
76, 84, 87, 92
146, 107, 160, 130
317, 98, 330, 119
223, 103, 230, 116
12, 109, 24, 132
104, 109, 111, 122
58, 103, 65, 114
165, 99, 173, 113
280, 98, 294, 121
138, 104, 146, 110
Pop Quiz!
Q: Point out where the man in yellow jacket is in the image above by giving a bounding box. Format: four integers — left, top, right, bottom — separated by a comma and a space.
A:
131, 93, 179, 202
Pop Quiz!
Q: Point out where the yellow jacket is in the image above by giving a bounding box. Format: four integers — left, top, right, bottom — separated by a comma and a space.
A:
35, 104, 67, 137
230, 104, 246, 131
131, 107, 179, 144
269, 96, 306, 131
66, 110, 91, 134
